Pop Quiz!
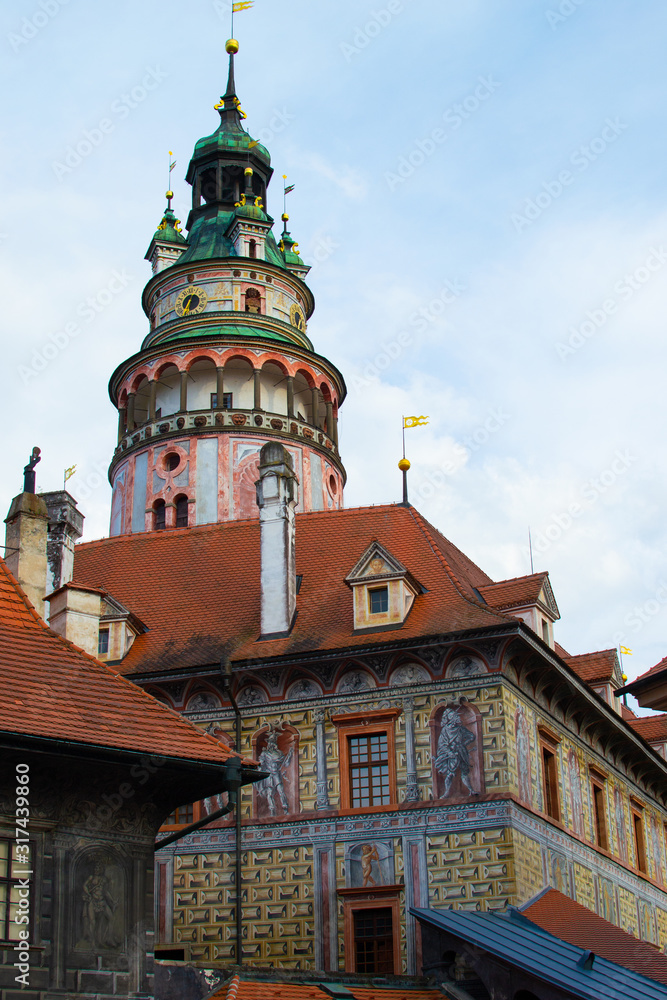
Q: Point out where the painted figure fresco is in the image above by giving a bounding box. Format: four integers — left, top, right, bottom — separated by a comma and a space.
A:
81, 860, 120, 950
614, 787, 628, 863
434, 705, 476, 796
446, 654, 487, 679
568, 750, 584, 837
515, 706, 532, 804
254, 722, 298, 818
347, 841, 394, 888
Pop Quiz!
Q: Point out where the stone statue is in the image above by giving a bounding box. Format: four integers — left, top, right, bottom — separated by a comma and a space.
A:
434, 706, 476, 796
82, 861, 118, 950
257, 725, 293, 816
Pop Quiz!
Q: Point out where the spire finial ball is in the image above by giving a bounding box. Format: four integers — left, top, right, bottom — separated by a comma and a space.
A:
281, 213, 289, 222
226, 38, 239, 54
244, 167, 253, 176
166, 190, 174, 200
398, 458, 411, 472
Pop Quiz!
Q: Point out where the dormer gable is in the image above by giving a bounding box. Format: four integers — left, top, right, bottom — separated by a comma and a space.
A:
345, 540, 421, 632
478, 571, 560, 648
98, 594, 148, 663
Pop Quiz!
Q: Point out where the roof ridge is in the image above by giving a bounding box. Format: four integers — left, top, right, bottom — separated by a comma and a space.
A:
406, 508, 513, 624
563, 648, 617, 660
479, 571, 548, 589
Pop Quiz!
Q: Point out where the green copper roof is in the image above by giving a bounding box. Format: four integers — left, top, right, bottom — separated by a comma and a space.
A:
193, 126, 270, 166
160, 323, 293, 345
178, 207, 288, 269
151, 207, 187, 246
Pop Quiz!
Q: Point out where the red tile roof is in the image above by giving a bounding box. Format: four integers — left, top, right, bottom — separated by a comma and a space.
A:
210, 976, 445, 1000
562, 649, 619, 684
627, 714, 667, 743
636, 655, 667, 683
0, 557, 240, 764
478, 572, 550, 611
72, 504, 515, 675
522, 888, 667, 985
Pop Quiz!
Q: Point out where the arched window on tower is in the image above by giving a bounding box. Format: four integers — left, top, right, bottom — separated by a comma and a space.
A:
245, 287, 261, 314
153, 499, 166, 531
175, 495, 189, 528
248, 239, 257, 259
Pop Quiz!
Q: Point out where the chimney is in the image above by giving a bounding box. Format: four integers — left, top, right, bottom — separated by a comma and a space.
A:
4, 448, 49, 618
40, 491, 84, 595
255, 442, 298, 636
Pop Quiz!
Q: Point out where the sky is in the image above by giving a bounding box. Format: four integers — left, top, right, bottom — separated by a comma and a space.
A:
1, 1, 666, 704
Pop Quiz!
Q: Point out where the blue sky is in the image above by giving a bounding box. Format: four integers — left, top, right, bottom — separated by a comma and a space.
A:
2, 0, 667, 700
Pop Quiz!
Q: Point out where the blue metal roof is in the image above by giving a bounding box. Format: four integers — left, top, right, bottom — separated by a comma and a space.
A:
411, 906, 667, 1000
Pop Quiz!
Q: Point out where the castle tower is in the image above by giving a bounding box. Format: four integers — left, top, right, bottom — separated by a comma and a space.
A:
108, 44, 346, 536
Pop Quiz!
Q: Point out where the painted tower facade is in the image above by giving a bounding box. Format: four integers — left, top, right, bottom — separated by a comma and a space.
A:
108, 48, 346, 536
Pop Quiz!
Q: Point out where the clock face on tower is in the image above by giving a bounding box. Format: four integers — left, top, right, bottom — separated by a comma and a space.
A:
175, 285, 208, 317
290, 303, 306, 332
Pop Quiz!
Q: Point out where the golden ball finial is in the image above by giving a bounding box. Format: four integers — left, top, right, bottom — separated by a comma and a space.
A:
166, 190, 174, 200
622, 673, 628, 682
226, 38, 239, 54
282, 212, 289, 222
398, 458, 411, 472
244, 167, 253, 176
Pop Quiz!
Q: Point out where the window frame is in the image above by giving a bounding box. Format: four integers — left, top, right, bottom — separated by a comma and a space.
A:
591, 779, 609, 851
332, 708, 401, 814
538, 726, 561, 823
368, 586, 389, 615
631, 800, 647, 874
339, 890, 402, 975
0, 837, 31, 943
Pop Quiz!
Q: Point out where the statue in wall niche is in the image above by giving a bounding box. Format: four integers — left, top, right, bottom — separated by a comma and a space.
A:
361, 843, 381, 887
257, 724, 294, 817
434, 705, 476, 796
81, 861, 119, 950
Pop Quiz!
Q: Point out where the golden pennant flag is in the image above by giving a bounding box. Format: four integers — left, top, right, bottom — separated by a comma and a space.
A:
620, 646, 632, 656
168, 151, 176, 173
248, 140, 259, 149
404, 415, 429, 429
64, 465, 77, 484
233, 1, 254, 10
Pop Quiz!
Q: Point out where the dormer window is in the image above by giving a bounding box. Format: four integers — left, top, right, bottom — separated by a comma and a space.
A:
369, 587, 388, 614
345, 541, 421, 632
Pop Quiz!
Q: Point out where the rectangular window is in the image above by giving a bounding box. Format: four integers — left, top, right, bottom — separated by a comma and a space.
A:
348, 734, 390, 808
633, 812, 647, 873
211, 392, 233, 410
592, 783, 608, 850
98, 629, 109, 655
369, 586, 388, 615
162, 803, 195, 828
0, 839, 26, 942
541, 619, 549, 643
542, 747, 560, 822
353, 908, 394, 974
